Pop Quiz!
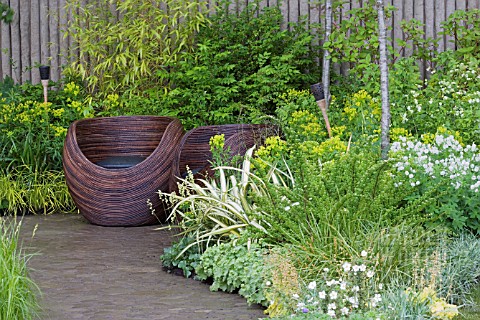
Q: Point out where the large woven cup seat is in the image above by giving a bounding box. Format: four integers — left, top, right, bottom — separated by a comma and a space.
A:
169, 124, 276, 193
63, 116, 184, 226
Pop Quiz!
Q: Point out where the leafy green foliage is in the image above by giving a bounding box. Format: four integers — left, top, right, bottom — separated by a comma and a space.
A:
389, 54, 480, 146
0, 79, 86, 214
157, 0, 320, 128
251, 150, 439, 283
390, 133, 480, 232
0, 218, 39, 319
0, 2, 14, 23
0, 80, 91, 173
397, 19, 439, 68
441, 9, 480, 59
195, 242, 269, 306
65, 0, 211, 95
160, 236, 202, 278
324, 1, 395, 74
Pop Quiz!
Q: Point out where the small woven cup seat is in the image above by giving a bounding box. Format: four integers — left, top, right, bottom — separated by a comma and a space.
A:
169, 124, 276, 194
63, 116, 184, 226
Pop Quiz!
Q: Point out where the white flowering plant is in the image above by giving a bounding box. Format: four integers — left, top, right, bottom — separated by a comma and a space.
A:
286, 251, 386, 319
390, 54, 480, 146
390, 133, 480, 232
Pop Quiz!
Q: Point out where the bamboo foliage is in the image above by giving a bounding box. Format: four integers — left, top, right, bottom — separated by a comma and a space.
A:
63, 0, 212, 94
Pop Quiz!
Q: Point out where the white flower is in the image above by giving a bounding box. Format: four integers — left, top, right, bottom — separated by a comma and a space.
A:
265, 281, 271, 286
340, 282, 347, 290
342, 262, 352, 272
297, 302, 305, 308
319, 291, 326, 299
347, 296, 359, 308
341, 307, 349, 315
327, 302, 337, 310
292, 293, 299, 299
370, 293, 382, 307
291, 202, 300, 206
359, 264, 367, 272
323, 268, 329, 273
361, 250, 368, 257
329, 291, 338, 300
308, 281, 317, 290
366, 270, 375, 278
379, 283, 383, 290
327, 309, 336, 317
284, 206, 291, 211
352, 286, 360, 292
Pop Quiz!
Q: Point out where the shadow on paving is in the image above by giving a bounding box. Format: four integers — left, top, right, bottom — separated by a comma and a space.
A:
18, 213, 266, 320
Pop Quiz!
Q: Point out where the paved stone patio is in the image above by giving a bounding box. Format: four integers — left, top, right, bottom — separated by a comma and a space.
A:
19, 214, 266, 320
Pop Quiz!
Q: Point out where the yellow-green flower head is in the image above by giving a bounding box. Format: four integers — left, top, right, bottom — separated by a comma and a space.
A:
390, 128, 411, 142
209, 134, 225, 148
51, 108, 65, 118
256, 136, 287, 159
278, 89, 310, 103
343, 106, 357, 121
289, 110, 326, 140
64, 81, 81, 96
50, 125, 68, 137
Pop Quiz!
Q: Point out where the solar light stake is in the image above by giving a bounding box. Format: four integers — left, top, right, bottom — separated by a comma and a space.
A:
39, 66, 50, 103
310, 82, 332, 138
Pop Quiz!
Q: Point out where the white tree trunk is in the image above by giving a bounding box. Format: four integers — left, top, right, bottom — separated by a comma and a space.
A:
322, 0, 332, 108
376, 0, 391, 159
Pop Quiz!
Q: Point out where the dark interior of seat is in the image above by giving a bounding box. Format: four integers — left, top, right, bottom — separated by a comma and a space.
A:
95, 155, 147, 169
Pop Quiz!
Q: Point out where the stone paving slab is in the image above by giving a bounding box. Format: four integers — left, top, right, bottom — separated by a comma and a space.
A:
18, 214, 266, 320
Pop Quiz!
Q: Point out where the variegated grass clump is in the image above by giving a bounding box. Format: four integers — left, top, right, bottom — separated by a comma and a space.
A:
157, 146, 292, 256
0, 217, 40, 320
0, 169, 74, 214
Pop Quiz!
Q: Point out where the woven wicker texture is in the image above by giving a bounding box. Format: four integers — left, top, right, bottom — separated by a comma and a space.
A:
63, 116, 184, 226
169, 124, 277, 194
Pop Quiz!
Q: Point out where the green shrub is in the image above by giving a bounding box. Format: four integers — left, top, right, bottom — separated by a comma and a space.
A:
440, 9, 480, 59
0, 218, 39, 320
195, 242, 269, 306
389, 54, 480, 145
324, 0, 396, 76
0, 3, 13, 23
250, 150, 439, 285
157, 0, 320, 128
390, 133, 480, 232
160, 236, 202, 278
0, 80, 91, 172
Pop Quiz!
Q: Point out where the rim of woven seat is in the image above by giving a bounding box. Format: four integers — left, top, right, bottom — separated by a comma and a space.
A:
69, 116, 179, 173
